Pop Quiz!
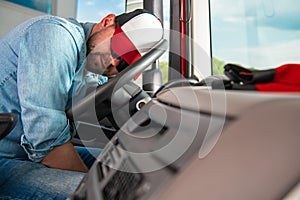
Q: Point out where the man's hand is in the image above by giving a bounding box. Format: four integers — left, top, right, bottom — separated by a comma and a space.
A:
41, 141, 88, 172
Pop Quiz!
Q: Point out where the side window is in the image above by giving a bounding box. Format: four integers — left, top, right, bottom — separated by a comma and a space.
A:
161, 0, 170, 83
210, 0, 300, 74
4, 0, 53, 14
76, 0, 126, 23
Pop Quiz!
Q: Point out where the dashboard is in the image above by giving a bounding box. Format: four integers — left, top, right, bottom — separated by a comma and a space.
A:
69, 87, 300, 200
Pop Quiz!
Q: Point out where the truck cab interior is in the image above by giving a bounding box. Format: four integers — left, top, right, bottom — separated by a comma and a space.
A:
0, 0, 300, 199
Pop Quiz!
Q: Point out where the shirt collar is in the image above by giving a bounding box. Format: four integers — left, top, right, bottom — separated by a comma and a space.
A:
81, 22, 96, 42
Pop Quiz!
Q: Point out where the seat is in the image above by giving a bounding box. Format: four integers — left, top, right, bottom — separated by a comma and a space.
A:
0, 113, 17, 140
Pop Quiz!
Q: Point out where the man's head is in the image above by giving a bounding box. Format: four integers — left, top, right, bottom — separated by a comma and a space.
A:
85, 9, 163, 76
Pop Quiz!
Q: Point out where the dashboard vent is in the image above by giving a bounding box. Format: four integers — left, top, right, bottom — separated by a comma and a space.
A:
102, 159, 143, 200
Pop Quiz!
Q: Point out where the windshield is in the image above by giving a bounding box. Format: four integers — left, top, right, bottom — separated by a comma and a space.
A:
210, 0, 300, 74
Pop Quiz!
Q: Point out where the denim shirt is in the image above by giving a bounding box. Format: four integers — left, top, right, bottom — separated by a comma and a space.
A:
0, 15, 104, 162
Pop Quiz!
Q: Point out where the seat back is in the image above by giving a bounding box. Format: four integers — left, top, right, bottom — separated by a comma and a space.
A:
0, 113, 17, 140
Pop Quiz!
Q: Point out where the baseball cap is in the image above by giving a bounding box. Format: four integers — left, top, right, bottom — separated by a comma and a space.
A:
110, 9, 164, 72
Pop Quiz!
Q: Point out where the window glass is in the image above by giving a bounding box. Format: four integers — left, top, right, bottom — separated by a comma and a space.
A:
210, 0, 300, 74
76, 0, 125, 23
5, 0, 53, 14
161, 0, 170, 83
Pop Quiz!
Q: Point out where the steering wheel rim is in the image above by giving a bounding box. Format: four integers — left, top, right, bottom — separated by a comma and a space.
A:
66, 39, 168, 121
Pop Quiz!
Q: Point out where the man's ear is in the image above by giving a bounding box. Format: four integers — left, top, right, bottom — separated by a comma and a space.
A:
99, 14, 116, 28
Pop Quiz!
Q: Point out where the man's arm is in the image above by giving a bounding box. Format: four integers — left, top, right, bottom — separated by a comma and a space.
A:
18, 20, 87, 165
41, 141, 88, 172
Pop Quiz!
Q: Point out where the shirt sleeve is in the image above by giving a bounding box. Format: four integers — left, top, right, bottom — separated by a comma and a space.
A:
84, 72, 108, 88
99, 75, 108, 85
18, 20, 84, 162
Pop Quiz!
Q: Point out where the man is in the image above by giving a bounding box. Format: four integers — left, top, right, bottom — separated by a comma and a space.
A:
0, 9, 163, 199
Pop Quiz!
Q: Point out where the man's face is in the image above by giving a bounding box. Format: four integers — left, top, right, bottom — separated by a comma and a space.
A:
86, 26, 121, 76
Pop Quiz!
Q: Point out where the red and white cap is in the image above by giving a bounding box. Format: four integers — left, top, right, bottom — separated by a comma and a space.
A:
111, 9, 164, 72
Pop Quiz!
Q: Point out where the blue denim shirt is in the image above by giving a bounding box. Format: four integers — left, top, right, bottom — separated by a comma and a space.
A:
0, 15, 106, 162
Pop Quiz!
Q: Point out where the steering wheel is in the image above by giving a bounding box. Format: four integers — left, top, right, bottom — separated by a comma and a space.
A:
66, 39, 168, 124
